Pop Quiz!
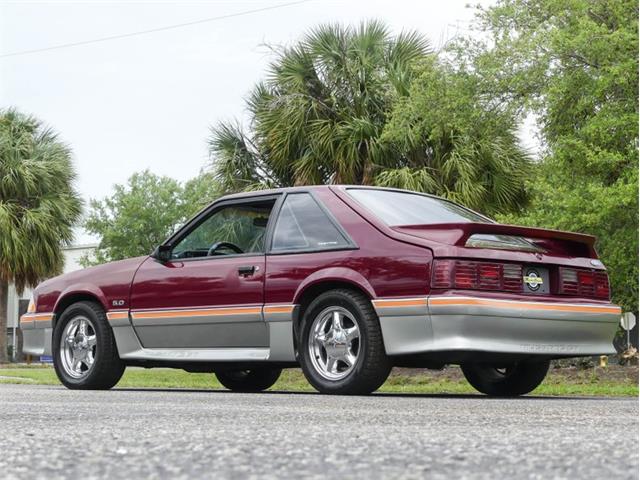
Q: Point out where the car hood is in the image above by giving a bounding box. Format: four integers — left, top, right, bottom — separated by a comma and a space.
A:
37, 255, 148, 293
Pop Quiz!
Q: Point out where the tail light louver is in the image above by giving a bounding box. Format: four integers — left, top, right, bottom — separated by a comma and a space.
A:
432, 260, 523, 293
559, 267, 610, 299
433, 260, 611, 300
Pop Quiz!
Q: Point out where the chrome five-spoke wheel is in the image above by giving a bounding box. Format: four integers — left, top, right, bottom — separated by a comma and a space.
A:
308, 306, 361, 380
300, 289, 391, 394
60, 316, 97, 379
53, 301, 125, 389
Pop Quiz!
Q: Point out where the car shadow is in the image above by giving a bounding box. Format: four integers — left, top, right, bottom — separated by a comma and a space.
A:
105, 387, 615, 401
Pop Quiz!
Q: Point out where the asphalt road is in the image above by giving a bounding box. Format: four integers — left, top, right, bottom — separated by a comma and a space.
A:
0, 384, 637, 479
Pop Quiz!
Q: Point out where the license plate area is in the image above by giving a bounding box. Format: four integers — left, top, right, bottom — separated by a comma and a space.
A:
522, 265, 550, 295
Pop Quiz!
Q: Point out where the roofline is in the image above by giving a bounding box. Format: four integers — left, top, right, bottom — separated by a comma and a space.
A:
217, 184, 452, 200
218, 184, 330, 200
215, 185, 492, 223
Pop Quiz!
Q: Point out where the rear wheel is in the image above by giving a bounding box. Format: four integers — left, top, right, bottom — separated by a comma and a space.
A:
299, 289, 391, 395
53, 301, 125, 390
215, 368, 282, 392
461, 360, 550, 396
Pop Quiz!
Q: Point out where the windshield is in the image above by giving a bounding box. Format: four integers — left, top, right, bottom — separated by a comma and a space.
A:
347, 189, 490, 226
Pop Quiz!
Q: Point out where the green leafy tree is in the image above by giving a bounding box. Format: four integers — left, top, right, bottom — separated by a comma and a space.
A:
0, 109, 82, 362
500, 166, 638, 310
82, 171, 184, 265
182, 171, 223, 217
458, 0, 638, 309
379, 58, 530, 214
82, 170, 222, 266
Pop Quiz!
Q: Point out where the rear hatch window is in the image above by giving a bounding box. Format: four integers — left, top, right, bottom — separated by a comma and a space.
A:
347, 188, 490, 225
348, 189, 544, 253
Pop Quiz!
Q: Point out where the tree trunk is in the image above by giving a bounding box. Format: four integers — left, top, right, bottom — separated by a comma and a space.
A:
0, 280, 8, 363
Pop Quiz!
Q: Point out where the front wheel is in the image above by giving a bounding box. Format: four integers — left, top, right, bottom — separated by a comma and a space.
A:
461, 360, 550, 396
299, 289, 391, 395
53, 301, 125, 390
215, 367, 282, 392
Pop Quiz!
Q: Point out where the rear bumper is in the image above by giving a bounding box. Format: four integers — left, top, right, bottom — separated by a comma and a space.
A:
373, 296, 621, 358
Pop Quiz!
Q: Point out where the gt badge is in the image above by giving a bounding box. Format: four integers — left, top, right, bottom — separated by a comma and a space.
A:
523, 270, 543, 291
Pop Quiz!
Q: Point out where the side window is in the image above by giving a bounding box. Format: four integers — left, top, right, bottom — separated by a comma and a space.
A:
271, 193, 350, 252
172, 200, 275, 259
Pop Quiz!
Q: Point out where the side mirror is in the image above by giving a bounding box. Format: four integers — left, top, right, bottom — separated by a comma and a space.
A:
152, 244, 172, 263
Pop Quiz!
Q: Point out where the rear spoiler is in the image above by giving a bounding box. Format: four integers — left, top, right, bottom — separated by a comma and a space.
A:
392, 223, 597, 258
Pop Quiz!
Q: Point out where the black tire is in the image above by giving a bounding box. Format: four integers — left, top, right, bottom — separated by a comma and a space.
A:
215, 368, 282, 392
53, 301, 125, 390
461, 360, 550, 396
299, 289, 391, 395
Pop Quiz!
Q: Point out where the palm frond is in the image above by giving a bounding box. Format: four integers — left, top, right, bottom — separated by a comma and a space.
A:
0, 108, 82, 292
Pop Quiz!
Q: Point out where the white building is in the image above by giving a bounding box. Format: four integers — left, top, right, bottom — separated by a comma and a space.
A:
6, 243, 97, 359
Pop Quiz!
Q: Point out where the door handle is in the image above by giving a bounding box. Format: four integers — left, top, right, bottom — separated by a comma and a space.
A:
238, 265, 257, 276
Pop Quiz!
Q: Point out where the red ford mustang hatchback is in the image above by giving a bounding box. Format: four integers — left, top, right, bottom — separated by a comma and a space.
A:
21, 186, 620, 395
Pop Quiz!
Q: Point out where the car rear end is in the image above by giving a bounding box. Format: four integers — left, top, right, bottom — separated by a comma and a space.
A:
341, 187, 621, 363
427, 255, 619, 360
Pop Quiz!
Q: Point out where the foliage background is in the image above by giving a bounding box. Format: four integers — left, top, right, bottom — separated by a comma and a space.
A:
81, 170, 221, 266
452, 0, 638, 310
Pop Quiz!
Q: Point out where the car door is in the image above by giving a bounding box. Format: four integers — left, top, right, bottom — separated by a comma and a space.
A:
129, 195, 279, 349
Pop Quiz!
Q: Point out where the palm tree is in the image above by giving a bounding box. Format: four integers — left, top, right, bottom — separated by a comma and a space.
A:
0, 109, 82, 362
209, 20, 529, 215
209, 20, 431, 189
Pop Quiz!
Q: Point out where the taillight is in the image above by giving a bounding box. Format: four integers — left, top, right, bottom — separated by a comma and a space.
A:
478, 263, 501, 290
577, 271, 595, 296
455, 262, 477, 289
594, 273, 610, 298
559, 267, 610, 299
433, 261, 454, 288
503, 264, 523, 292
559, 268, 579, 295
432, 260, 522, 293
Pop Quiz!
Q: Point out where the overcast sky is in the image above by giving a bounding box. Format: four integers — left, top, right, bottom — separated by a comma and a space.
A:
1, 0, 536, 243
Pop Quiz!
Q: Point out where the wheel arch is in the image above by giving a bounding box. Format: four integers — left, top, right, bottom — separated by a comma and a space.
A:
293, 268, 375, 315
53, 286, 109, 328
290, 268, 377, 352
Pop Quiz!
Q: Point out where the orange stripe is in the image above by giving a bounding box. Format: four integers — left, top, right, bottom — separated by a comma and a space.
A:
373, 298, 428, 308
132, 307, 262, 319
429, 297, 622, 314
263, 305, 294, 314
21, 313, 53, 322
107, 312, 129, 320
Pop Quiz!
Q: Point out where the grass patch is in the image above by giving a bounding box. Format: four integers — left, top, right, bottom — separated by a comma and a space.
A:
0, 366, 637, 396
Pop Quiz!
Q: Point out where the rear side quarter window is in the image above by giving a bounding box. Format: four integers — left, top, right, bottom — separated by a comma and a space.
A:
271, 193, 352, 252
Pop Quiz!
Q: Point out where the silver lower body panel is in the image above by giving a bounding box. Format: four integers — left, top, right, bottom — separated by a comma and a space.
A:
113, 311, 296, 363
20, 305, 298, 364
375, 296, 620, 357
22, 327, 53, 356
